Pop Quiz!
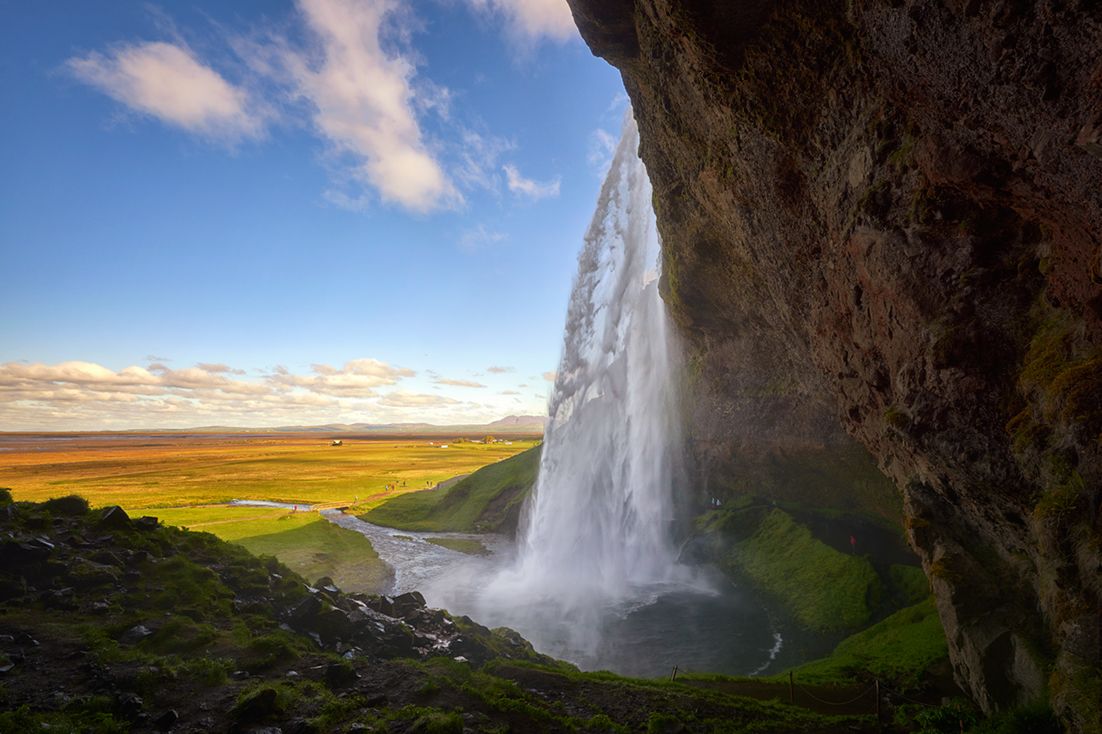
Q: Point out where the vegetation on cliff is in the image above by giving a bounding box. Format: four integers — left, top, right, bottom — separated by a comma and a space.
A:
0, 491, 879, 733
363, 446, 541, 535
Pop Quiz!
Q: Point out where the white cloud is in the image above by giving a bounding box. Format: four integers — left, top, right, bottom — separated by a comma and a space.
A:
269, 358, 415, 396
377, 391, 460, 407
459, 224, 507, 252
68, 42, 264, 142
434, 377, 487, 388
542, 371, 557, 382
503, 163, 560, 200
277, 0, 459, 212
486, 365, 514, 374
453, 128, 515, 192
0, 357, 553, 430
466, 0, 577, 42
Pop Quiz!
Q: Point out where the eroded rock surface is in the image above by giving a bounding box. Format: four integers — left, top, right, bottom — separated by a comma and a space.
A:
567, 0, 1102, 728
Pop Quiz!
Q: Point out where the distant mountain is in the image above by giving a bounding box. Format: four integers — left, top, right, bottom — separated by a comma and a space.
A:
267, 416, 545, 435
484, 415, 547, 431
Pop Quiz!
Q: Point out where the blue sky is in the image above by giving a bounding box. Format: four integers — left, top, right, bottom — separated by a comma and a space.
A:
0, 0, 625, 430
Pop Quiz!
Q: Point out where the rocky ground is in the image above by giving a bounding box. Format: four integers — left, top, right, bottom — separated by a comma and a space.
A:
0, 492, 876, 733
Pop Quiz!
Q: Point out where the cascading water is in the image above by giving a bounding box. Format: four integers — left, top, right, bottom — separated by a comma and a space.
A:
415, 110, 794, 675
505, 109, 684, 607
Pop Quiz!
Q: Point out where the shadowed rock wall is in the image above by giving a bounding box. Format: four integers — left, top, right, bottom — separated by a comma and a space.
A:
567, 0, 1102, 728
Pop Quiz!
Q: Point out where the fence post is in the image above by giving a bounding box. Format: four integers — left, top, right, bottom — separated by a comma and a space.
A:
875, 679, 881, 727
789, 671, 795, 704
670, 665, 678, 682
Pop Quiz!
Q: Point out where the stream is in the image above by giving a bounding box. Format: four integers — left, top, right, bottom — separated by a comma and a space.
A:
322, 510, 824, 678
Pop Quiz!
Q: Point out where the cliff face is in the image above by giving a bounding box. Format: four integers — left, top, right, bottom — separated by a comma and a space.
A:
567, 0, 1102, 728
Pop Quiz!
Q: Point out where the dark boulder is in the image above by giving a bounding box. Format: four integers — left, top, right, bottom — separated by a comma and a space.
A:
98, 506, 131, 530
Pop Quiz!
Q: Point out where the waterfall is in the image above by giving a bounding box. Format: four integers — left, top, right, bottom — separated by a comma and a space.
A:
514, 109, 683, 600
440, 110, 691, 662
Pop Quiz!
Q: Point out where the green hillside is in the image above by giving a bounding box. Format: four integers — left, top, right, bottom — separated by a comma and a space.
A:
362, 445, 541, 534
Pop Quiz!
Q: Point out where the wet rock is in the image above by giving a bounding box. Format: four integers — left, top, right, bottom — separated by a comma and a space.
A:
324, 661, 358, 689
115, 691, 144, 719
154, 709, 179, 731
98, 506, 131, 530
120, 624, 154, 645
286, 720, 319, 734
134, 516, 160, 531
0, 538, 53, 569
391, 591, 426, 618
315, 576, 341, 595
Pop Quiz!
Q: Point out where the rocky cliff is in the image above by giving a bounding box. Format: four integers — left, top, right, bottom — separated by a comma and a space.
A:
566, 0, 1102, 729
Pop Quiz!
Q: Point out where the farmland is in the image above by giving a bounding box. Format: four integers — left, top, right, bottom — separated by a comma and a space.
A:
0, 433, 538, 592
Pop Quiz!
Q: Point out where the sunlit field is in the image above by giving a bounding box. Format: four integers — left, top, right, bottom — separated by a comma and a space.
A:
0, 433, 538, 510
0, 433, 538, 592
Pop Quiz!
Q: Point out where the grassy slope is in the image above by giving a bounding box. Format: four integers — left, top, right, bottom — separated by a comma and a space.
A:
0, 493, 875, 734
782, 598, 948, 687
147, 506, 392, 594
706, 506, 882, 632
363, 445, 541, 533
235, 519, 391, 593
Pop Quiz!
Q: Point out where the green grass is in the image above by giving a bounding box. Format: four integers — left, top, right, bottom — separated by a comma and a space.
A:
722, 508, 882, 632
235, 518, 391, 592
782, 598, 947, 688
426, 537, 489, 555
152, 506, 390, 593
363, 445, 541, 533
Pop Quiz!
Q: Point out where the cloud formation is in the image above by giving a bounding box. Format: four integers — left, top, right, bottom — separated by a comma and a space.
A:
459, 224, 506, 253
466, 0, 577, 42
0, 358, 546, 430
280, 0, 459, 212
269, 358, 415, 396
68, 42, 264, 142
66, 1, 576, 213
486, 365, 514, 374
433, 377, 486, 388
503, 163, 560, 200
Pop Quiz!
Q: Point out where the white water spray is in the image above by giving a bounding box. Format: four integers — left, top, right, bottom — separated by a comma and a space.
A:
512, 109, 683, 600
433, 111, 694, 661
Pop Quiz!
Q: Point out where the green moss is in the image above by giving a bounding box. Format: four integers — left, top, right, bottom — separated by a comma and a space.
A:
884, 405, 911, 431
364, 445, 541, 533
426, 537, 488, 555
1033, 472, 1085, 521
889, 564, 930, 606
781, 598, 947, 688
731, 509, 882, 632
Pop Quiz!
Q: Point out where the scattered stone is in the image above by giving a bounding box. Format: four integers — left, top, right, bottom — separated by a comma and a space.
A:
115, 691, 144, 719
324, 661, 358, 689
286, 720, 319, 734
120, 624, 154, 644
154, 709, 179, 731
134, 516, 160, 531
98, 505, 131, 530
391, 591, 426, 617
